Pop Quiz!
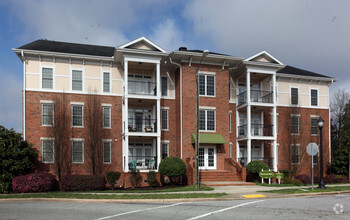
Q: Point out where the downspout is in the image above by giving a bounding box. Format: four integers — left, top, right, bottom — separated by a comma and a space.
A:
169, 56, 183, 159
21, 50, 26, 140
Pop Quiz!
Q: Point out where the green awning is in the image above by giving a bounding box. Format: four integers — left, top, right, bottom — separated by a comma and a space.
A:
191, 133, 226, 144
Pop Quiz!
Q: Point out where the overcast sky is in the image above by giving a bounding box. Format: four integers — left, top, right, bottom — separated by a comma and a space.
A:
0, 0, 349, 132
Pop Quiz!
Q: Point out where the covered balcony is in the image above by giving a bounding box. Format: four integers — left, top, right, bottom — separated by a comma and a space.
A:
238, 157, 274, 169
237, 90, 273, 106
128, 80, 157, 96
238, 124, 273, 138
128, 156, 157, 170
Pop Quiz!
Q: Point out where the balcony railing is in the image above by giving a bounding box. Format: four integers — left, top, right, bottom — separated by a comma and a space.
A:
128, 80, 157, 95
128, 118, 157, 133
238, 157, 274, 169
238, 124, 273, 137
237, 90, 273, 105
128, 156, 157, 170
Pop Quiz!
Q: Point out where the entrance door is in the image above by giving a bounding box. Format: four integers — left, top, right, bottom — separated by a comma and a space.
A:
198, 146, 216, 169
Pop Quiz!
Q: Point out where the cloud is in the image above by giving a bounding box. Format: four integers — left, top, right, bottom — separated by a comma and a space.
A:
0, 67, 22, 132
184, 0, 350, 93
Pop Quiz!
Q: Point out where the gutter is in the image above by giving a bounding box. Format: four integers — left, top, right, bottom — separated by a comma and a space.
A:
21, 50, 26, 140
168, 55, 183, 159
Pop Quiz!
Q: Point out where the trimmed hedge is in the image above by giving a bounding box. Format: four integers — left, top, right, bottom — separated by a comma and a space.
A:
146, 171, 158, 187
106, 172, 121, 188
159, 157, 186, 184
324, 175, 348, 183
61, 175, 106, 191
12, 173, 57, 193
246, 161, 269, 174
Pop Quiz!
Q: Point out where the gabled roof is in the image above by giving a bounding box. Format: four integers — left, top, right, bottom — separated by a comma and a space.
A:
245, 51, 284, 65
277, 65, 333, 79
18, 39, 115, 57
118, 36, 168, 53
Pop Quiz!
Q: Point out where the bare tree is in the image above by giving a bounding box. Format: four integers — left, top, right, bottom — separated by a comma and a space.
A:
85, 92, 104, 175
48, 93, 72, 188
331, 89, 350, 147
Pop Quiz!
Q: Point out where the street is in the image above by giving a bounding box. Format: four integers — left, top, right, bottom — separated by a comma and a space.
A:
0, 194, 349, 219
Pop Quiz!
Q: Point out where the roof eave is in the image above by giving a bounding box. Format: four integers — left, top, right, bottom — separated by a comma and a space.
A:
243, 60, 285, 69
172, 50, 243, 61
12, 48, 115, 61
277, 73, 336, 82
116, 48, 169, 56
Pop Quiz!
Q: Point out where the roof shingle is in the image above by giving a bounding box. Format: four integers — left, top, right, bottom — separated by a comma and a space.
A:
277, 65, 332, 78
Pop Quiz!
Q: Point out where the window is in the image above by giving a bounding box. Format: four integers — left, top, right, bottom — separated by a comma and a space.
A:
42, 67, 53, 89
72, 70, 83, 91
199, 74, 215, 96
311, 117, 318, 135
103, 106, 111, 128
161, 76, 168, 96
311, 89, 318, 106
313, 152, 319, 164
291, 87, 298, 105
161, 143, 168, 159
292, 144, 300, 164
72, 105, 83, 127
199, 109, 215, 131
161, 109, 168, 130
229, 111, 232, 133
103, 142, 111, 163
42, 103, 54, 126
72, 141, 83, 163
42, 140, 54, 163
103, 72, 110, 93
291, 116, 299, 135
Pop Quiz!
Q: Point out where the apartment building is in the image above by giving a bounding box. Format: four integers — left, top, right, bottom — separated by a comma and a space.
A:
13, 37, 335, 185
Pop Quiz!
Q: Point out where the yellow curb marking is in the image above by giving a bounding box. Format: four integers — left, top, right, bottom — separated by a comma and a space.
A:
242, 194, 266, 198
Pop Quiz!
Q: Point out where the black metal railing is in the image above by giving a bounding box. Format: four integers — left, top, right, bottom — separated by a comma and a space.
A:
251, 124, 273, 136
238, 157, 274, 169
237, 90, 273, 105
128, 80, 157, 95
128, 156, 157, 170
238, 124, 273, 137
128, 118, 157, 133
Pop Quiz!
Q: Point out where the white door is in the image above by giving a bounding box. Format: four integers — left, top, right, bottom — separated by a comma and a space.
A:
199, 146, 216, 169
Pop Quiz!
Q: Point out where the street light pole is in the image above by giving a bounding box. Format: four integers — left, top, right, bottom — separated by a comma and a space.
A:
195, 50, 209, 190
318, 116, 326, 189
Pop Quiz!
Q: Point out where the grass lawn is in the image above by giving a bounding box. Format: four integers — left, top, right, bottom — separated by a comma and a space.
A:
256, 182, 350, 187
0, 192, 225, 200
260, 185, 350, 194
84, 184, 214, 194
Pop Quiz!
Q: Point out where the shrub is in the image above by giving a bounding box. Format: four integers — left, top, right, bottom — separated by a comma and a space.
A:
106, 172, 121, 188
295, 174, 311, 184
129, 169, 142, 188
146, 171, 158, 187
61, 175, 106, 191
279, 169, 296, 178
282, 177, 293, 184
292, 179, 304, 186
12, 173, 57, 193
0, 125, 38, 193
325, 175, 348, 184
159, 157, 186, 184
246, 161, 269, 174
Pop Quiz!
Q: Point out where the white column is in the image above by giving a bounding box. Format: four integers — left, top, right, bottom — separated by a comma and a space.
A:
123, 60, 129, 172
156, 63, 160, 97
236, 142, 240, 161
246, 71, 252, 163
272, 73, 277, 171
124, 136, 129, 172
124, 60, 128, 96
156, 62, 161, 169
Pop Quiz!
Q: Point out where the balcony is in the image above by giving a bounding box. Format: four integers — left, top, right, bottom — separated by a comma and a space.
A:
128, 80, 157, 96
238, 157, 274, 169
128, 118, 157, 133
237, 90, 273, 105
128, 156, 157, 170
238, 124, 273, 138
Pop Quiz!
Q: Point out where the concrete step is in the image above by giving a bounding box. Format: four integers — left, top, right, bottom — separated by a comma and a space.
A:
201, 181, 256, 186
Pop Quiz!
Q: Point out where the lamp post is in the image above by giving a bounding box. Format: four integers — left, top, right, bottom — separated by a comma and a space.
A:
318, 116, 326, 189
195, 50, 209, 190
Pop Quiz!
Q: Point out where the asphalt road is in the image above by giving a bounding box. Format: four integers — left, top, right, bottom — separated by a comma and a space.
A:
0, 195, 349, 220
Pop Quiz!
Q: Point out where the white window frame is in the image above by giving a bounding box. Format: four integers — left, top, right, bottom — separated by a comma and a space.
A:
311, 116, 319, 136
71, 69, 83, 91
291, 115, 299, 135
310, 88, 319, 106
71, 103, 84, 128
229, 111, 232, 133
199, 108, 216, 132
102, 106, 111, 129
41, 66, 54, 90
161, 109, 169, 131
161, 76, 168, 97
41, 138, 54, 163
198, 72, 216, 97
103, 71, 111, 93
72, 139, 84, 164
290, 86, 299, 105
161, 141, 169, 159
42, 102, 54, 126
198, 146, 217, 170
103, 140, 112, 164
291, 144, 300, 164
